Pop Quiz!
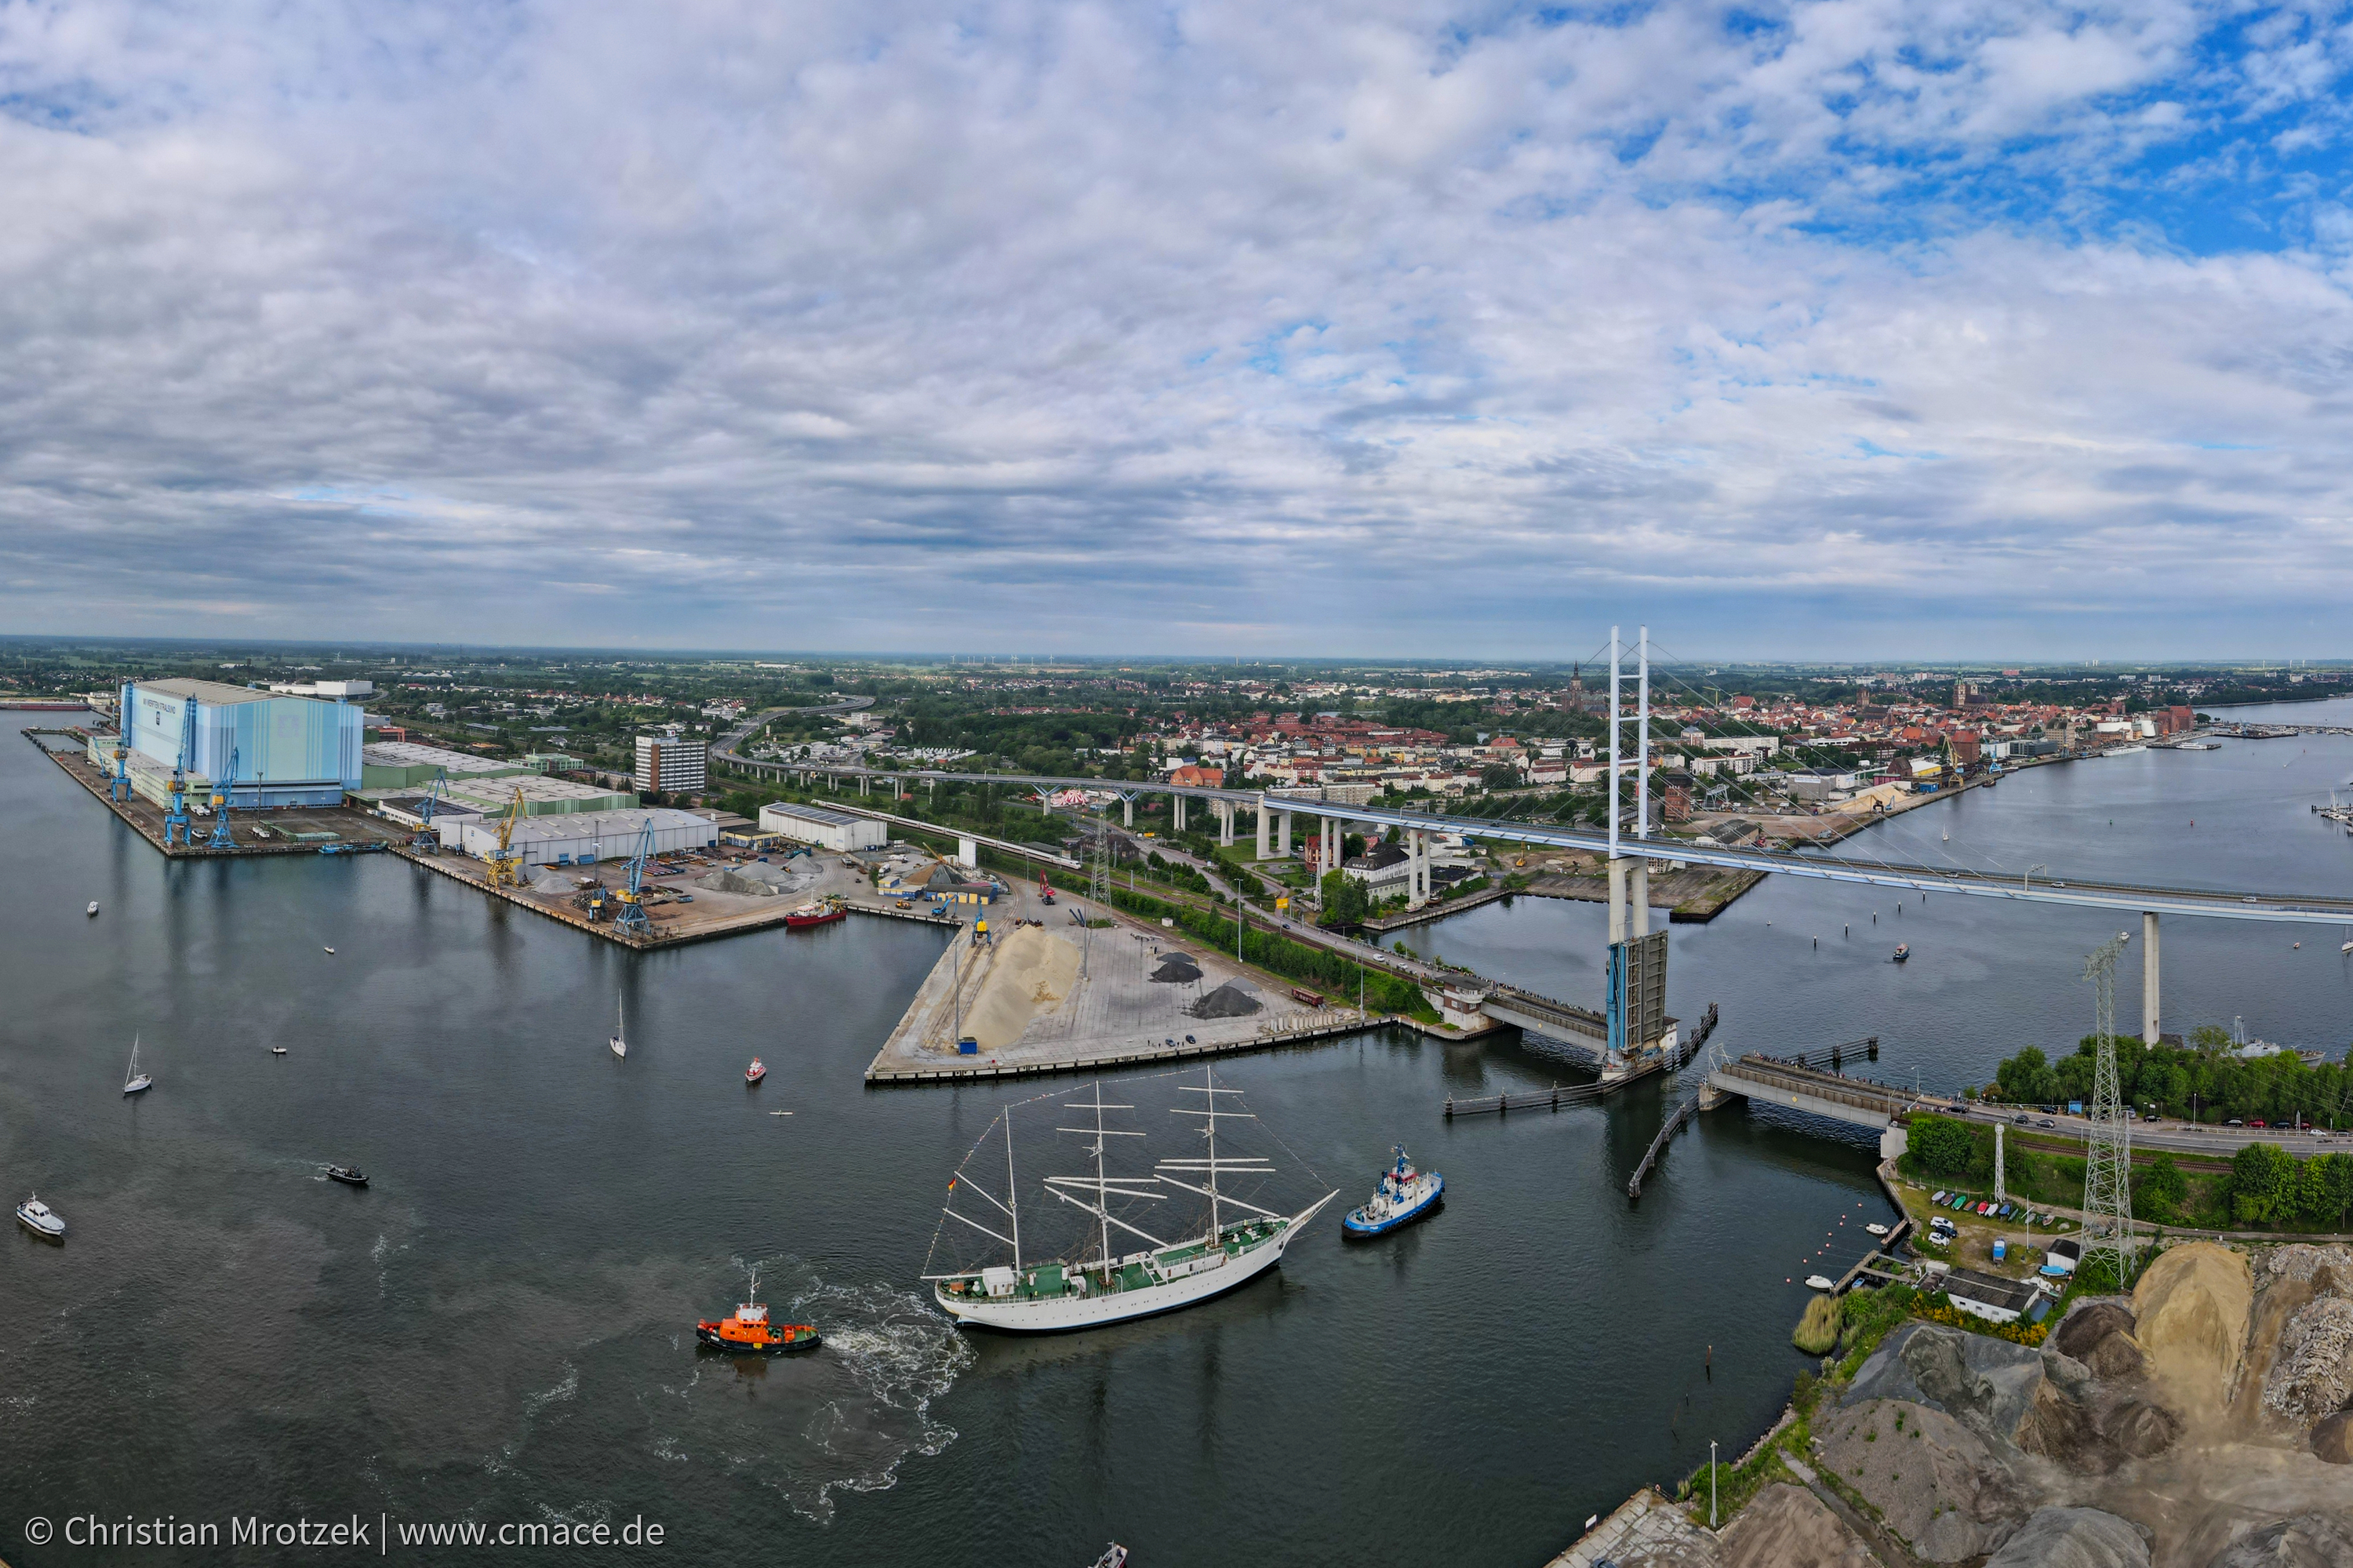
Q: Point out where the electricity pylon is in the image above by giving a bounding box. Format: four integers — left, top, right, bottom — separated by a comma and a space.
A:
2081, 934, 2137, 1283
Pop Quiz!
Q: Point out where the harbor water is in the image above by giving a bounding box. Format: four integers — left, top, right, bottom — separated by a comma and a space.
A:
4, 702, 2351, 1565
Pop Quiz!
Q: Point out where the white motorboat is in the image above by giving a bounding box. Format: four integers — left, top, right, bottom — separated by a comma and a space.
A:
609, 992, 627, 1059
1806, 1274, 1836, 1291
122, 1035, 152, 1096
322, 946, 336, 955
928, 1068, 1335, 1333
1864, 1221, 1889, 1238
86, 900, 99, 917
15, 1195, 64, 1240
271, 1046, 288, 1056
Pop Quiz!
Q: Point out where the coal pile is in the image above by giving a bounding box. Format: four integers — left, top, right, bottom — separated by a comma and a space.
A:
1149, 952, 1203, 984
1187, 980, 1262, 1019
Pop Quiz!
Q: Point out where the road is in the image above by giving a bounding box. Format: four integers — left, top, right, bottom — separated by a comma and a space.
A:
1962, 1104, 2350, 1159
713, 694, 876, 759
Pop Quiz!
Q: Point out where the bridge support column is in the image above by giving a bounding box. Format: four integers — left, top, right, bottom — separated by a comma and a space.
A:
1217, 801, 1235, 846
1407, 829, 1427, 910
2142, 911, 2161, 1044
1255, 795, 1271, 860
1278, 810, 1291, 859
1607, 857, 1628, 944
1630, 857, 1650, 937
1122, 795, 1134, 828
1173, 795, 1186, 832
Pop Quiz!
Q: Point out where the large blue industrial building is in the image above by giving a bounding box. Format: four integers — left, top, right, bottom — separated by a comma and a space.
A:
119, 678, 364, 808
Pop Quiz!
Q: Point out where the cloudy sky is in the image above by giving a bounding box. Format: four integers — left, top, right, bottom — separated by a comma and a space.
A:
2, 0, 2350, 660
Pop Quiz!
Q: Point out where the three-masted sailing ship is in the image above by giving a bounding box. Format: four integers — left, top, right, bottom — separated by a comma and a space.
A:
926, 1067, 1334, 1333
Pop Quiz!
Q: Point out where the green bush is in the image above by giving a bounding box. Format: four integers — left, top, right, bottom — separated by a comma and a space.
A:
1908, 1115, 1979, 1179
1792, 1295, 1841, 1354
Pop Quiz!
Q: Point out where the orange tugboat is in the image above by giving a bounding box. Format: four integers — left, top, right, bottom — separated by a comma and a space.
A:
695, 1272, 820, 1355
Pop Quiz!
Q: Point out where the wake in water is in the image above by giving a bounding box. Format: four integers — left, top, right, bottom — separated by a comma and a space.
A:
645, 1256, 974, 1524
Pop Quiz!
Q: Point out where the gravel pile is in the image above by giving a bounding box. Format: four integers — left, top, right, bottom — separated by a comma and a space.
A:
1187, 980, 1262, 1019
1150, 953, 1203, 983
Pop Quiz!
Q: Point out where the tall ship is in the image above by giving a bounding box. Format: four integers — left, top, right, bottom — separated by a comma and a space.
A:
926, 1068, 1334, 1333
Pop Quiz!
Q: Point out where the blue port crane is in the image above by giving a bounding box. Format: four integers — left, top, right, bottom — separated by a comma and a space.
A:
162, 699, 198, 847
609, 817, 656, 935
110, 682, 133, 802
410, 769, 449, 851
205, 745, 241, 849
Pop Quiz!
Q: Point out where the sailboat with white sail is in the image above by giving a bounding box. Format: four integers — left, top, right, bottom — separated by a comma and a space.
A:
122, 1035, 152, 1096
609, 994, 627, 1059
927, 1068, 1334, 1333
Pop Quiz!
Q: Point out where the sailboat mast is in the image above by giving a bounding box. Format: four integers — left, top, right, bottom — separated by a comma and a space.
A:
1093, 1084, 1111, 1268
1004, 1109, 1022, 1271
1203, 1066, 1220, 1242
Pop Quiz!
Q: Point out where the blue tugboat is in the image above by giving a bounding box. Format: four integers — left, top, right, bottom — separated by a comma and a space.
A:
1342, 1146, 1444, 1239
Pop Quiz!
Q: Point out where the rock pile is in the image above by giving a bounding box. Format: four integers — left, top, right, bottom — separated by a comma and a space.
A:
2263, 1295, 2353, 1422
1187, 980, 1261, 1019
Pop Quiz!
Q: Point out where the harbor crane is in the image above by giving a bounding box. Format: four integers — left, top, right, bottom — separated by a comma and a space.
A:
110, 697, 131, 802
409, 769, 450, 852
162, 700, 198, 847
609, 818, 656, 936
205, 746, 241, 849
484, 785, 527, 889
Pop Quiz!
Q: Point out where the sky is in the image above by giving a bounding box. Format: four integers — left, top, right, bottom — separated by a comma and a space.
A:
2, 0, 2351, 660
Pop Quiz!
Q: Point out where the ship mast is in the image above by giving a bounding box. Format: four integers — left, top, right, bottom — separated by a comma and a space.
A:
1006, 1109, 1021, 1271
1161, 1067, 1269, 1246
1049, 1082, 1161, 1271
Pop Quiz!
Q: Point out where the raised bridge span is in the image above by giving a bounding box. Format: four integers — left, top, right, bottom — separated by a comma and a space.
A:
713, 754, 2353, 927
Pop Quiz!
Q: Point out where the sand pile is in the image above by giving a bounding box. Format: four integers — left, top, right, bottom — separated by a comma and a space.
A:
1717, 1484, 1875, 1568
2133, 1242, 2254, 1414
1149, 952, 1203, 983
1188, 980, 1262, 1020
959, 925, 1081, 1051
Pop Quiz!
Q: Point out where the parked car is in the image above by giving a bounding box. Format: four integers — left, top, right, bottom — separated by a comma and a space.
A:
2250, 1119, 2268, 1129
2227, 1119, 2245, 1127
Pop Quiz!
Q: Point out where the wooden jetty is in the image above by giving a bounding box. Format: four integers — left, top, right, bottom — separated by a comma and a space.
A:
1626, 1096, 1697, 1198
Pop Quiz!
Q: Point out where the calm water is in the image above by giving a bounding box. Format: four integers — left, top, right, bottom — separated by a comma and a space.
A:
5, 701, 2349, 1566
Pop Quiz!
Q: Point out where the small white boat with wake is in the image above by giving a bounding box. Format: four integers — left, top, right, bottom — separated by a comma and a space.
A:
1864, 1221, 1889, 1238
15, 1194, 64, 1241
609, 992, 627, 1059
1806, 1274, 1835, 1291
86, 900, 99, 917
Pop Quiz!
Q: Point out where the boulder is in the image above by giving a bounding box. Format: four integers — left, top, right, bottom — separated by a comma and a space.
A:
1716, 1483, 1874, 1568
2133, 1242, 2254, 1413
1983, 1506, 2150, 1568
1817, 1396, 2029, 1562
2310, 1410, 2353, 1464
2205, 1512, 2353, 1567
2261, 1295, 2353, 1422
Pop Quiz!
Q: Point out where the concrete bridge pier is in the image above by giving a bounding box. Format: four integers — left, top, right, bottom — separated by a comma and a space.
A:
1255, 795, 1271, 860
1277, 809, 1291, 859
2143, 911, 2161, 1043
1217, 801, 1235, 846
1629, 857, 1649, 937
1606, 856, 1629, 944
1121, 793, 1136, 828
1173, 795, 1186, 832
1406, 828, 1429, 910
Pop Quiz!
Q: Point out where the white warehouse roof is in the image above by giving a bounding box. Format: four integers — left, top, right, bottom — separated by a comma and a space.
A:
453, 808, 717, 861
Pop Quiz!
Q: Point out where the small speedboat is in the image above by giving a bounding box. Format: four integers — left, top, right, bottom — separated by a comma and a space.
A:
1090, 1548, 1129, 1568
271, 1046, 287, 1056
745, 1058, 766, 1085
1864, 1222, 1889, 1238
1806, 1275, 1835, 1291
86, 900, 99, 917
696, 1271, 819, 1354
1342, 1144, 1444, 1239
15, 1194, 64, 1241
322, 946, 336, 955
325, 1166, 369, 1187
1891, 943, 1910, 962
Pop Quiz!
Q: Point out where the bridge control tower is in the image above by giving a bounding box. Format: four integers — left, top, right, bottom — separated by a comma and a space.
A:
1604, 625, 1670, 1072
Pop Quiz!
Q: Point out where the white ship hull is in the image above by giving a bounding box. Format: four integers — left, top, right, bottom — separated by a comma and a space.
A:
936, 1225, 1297, 1333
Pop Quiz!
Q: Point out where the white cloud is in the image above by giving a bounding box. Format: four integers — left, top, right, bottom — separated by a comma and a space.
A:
0, 0, 2349, 657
